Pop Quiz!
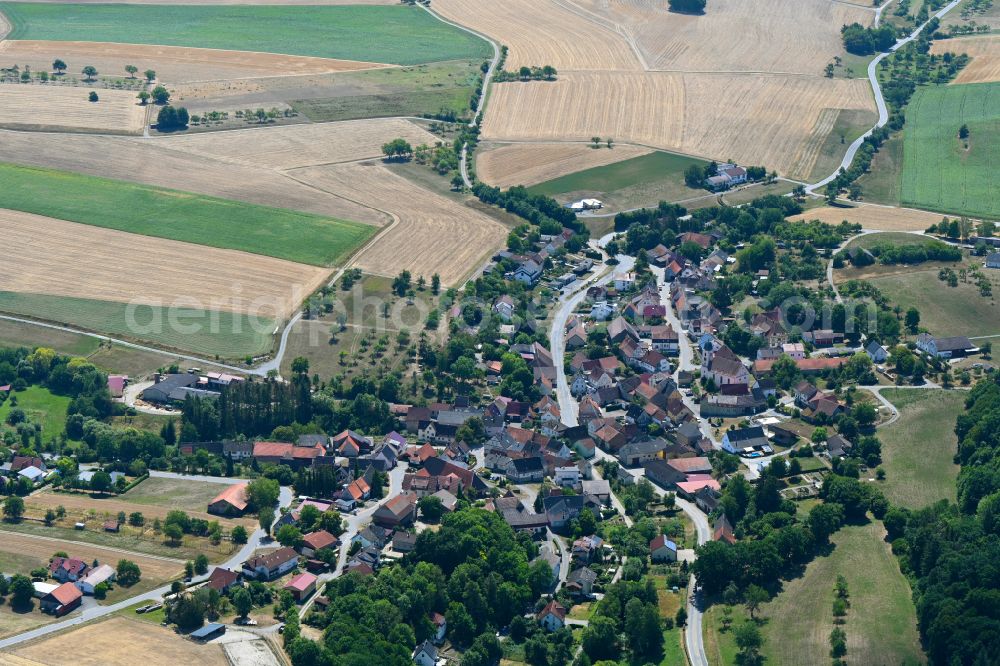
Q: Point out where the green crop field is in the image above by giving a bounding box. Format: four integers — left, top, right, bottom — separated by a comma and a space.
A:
878, 388, 964, 508
0, 292, 274, 359
900, 81, 1000, 218
0, 163, 375, 267
527, 150, 710, 212
0, 3, 490, 65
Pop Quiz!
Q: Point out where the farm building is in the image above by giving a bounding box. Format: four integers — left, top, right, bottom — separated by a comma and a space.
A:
41, 582, 82, 616
190, 623, 226, 641
75, 564, 116, 595
207, 482, 249, 517
916, 334, 977, 358
284, 572, 318, 602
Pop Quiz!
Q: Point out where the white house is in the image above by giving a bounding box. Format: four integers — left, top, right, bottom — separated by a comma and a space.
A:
781, 342, 806, 360
537, 600, 567, 632
865, 340, 889, 364
413, 640, 443, 666
493, 295, 515, 322
554, 466, 581, 487
590, 302, 615, 321
613, 271, 636, 291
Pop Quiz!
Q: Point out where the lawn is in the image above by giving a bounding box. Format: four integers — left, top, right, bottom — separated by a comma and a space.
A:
867, 267, 1000, 337
291, 60, 483, 123
527, 150, 711, 212
759, 521, 923, 666
0, 163, 376, 267
900, 81, 1000, 218
0, 3, 490, 66
122, 476, 231, 513
877, 388, 964, 508
0, 384, 71, 441
847, 231, 934, 250
0, 292, 274, 359
0, 318, 101, 357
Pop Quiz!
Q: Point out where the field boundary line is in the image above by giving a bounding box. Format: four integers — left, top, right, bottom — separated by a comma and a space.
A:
0, 526, 188, 565
553, 0, 649, 70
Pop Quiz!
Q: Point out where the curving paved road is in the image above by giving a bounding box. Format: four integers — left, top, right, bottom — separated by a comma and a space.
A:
0, 481, 293, 649
807, 0, 963, 195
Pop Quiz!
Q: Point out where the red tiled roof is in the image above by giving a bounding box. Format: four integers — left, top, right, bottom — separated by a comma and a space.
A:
302, 530, 338, 551
206, 567, 239, 591
48, 582, 82, 606
209, 483, 249, 511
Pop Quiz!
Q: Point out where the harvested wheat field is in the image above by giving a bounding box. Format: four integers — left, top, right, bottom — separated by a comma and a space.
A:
0, 85, 145, 133
156, 118, 437, 170
932, 35, 1000, 84
433, 0, 641, 70
0, 209, 330, 319
292, 162, 507, 285
789, 205, 944, 231
0, 41, 389, 86
0, 130, 389, 224
482, 72, 876, 179
11, 617, 228, 666
565, 0, 871, 74
0, 532, 183, 582
476, 142, 652, 188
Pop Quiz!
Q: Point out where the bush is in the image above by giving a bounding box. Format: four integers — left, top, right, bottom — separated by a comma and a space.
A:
88, 91, 99, 102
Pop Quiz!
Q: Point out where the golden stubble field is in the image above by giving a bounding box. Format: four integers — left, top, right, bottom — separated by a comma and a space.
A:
788, 205, 945, 231
0, 40, 389, 86
476, 142, 652, 188
565, 0, 873, 74
482, 71, 876, 180
931, 35, 1000, 84
0, 85, 146, 133
0, 531, 183, 582
155, 117, 438, 170
0, 209, 331, 320
291, 162, 508, 285
10, 617, 229, 666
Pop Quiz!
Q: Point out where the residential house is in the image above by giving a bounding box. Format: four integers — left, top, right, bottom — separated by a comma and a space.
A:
781, 342, 806, 360
413, 640, 442, 666
649, 535, 678, 563
721, 426, 769, 454
714, 514, 737, 544
494, 295, 516, 322
865, 340, 889, 364
205, 567, 241, 593
581, 479, 611, 504
242, 547, 299, 581
514, 260, 543, 286
802, 329, 843, 347
506, 456, 545, 483
554, 466, 581, 487
252, 441, 325, 470
617, 439, 666, 467
695, 486, 722, 514
572, 535, 604, 563
566, 567, 598, 597
650, 325, 680, 355
643, 459, 686, 489
373, 493, 418, 528
431, 612, 448, 644
544, 494, 600, 530
702, 348, 749, 387
537, 600, 567, 632
49, 557, 89, 583
300, 530, 339, 557
827, 433, 853, 458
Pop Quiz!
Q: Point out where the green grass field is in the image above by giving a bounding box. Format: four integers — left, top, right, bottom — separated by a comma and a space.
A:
847, 231, 931, 250
0, 385, 71, 440
292, 60, 482, 122
527, 150, 710, 211
0, 163, 374, 267
857, 132, 904, 205
900, 81, 1000, 218
0, 318, 101, 357
868, 267, 1000, 337
878, 388, 964, 508
0, 3, 490, 65
703, 522, 922, 666
0, 292, 274, 359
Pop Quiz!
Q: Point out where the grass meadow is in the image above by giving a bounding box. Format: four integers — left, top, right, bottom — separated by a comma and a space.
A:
877, 388, 964, 508
0, 3, 491, 65
527, 150, 710, 211
704, 522, 922, 666
0, 163, 375, 267
0, 384, 71, 440
0, 292, 274, 359
900, 81, 1000, 218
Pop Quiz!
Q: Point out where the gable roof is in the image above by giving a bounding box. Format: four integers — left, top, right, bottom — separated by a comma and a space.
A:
47, 581, 82, 606
209, 483, 248, 512
206, 567, 240, 591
